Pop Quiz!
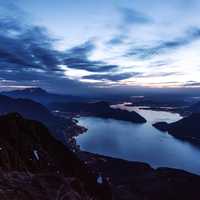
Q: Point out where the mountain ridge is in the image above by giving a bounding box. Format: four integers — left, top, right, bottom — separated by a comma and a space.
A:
1, 88, 88, 105
0, 112, 111, 199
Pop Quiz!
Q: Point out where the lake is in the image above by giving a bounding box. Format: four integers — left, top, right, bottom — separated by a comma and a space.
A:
75, 103, 200, 175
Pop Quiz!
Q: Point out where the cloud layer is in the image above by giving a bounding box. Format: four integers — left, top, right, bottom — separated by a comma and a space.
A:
0, 0, 200, 95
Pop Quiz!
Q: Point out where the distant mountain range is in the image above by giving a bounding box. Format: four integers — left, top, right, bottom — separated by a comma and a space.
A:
0, 94, 76, 142
49, 101, 147, 123
0, 89, 200, 199
1, 87, 88, 105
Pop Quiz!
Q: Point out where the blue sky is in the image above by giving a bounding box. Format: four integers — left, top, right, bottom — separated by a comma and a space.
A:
0, 0, 200, 94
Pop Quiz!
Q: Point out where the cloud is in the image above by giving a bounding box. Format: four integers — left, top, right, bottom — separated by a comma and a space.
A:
83, 72, 140, 81
0, 5, 120, 93
0, 17, 61, 71
107, 7, 152, 46
63, 41, 119, 72
126, 27, 200, 59
107, 36, 125, 46
184, 81, 200, 87
119, 7, 151, 26
140, 72, 182, 78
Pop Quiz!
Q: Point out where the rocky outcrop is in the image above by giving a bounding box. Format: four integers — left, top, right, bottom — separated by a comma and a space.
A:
0, 113, 111, 200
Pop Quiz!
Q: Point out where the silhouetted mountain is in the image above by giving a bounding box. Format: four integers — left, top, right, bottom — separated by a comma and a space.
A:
0, 94, 73, 142
187, 101, 200, 113
0, 113, 111, 200
1, 88, 88, 105
153, 113, 200, 144
49, 101, 147, 123
0, 94, 60, 127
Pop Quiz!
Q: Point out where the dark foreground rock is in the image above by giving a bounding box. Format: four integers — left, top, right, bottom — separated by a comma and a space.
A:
78, 152, 200, 200
0, 113, 111, 200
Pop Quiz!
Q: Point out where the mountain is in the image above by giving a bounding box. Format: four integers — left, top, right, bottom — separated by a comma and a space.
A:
0, 94, 61, 127
49, 101, 147, 123
187, 101, 200, 113
153, 113, 200, 144
0, 94, 76, 142
1, 88, 87, 105
0, 113, 199, 200
0, 113, 111, 200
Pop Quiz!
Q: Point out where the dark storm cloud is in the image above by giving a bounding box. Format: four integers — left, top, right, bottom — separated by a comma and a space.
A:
0, 18, 117, 73
126, 27, 200, 59
63, 41, 118, 72
0, 6, 120, 92
0, 18, 61, 71
83, 72, 141, 81
63, 57, 118, 72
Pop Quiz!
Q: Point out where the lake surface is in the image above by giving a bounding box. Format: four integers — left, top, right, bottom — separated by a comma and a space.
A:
76, 104, 200, 175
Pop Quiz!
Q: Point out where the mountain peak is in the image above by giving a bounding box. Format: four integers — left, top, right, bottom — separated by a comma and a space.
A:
23, 87, 47, 94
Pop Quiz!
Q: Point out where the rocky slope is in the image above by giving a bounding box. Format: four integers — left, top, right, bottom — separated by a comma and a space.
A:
0, 113, 111, 200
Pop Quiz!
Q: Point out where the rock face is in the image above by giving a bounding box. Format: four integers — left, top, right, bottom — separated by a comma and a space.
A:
0, 113, 111, 200
79, 152, 200, 200
49, 101, 146, 123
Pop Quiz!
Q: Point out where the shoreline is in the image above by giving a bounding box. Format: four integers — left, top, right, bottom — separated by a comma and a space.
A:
69, 116, 200, 176
77, 151, 200, 200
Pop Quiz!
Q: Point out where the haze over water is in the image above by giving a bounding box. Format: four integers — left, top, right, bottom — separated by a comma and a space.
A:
76, 104, 200, 175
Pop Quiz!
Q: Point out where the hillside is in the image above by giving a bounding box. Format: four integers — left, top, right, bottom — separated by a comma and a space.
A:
49, 101, 147, 123
0, 113, 111, 200
153, 113, 200, 144
0, 94, 86, 143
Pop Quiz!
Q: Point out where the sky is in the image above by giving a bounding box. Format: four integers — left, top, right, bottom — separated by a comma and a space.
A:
0, 0, 200, 95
